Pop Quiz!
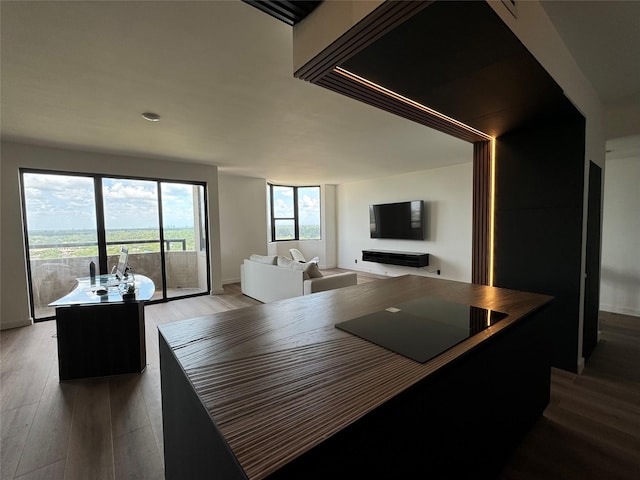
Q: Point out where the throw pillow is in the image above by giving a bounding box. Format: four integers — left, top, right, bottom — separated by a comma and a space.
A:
277, 256, 298, 269
305, 262, 323, 278
249, 254, 278, 265
277, 256, 323, 280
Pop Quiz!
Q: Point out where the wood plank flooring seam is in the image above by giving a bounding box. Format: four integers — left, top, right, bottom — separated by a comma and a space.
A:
107, 381, 117, 480
61, 385, 76, 480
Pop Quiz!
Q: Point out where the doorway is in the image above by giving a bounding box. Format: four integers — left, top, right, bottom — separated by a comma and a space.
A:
583, 161, 603, 360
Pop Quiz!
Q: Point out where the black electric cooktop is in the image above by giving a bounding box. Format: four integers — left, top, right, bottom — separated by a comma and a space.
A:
335, 296, 508, 363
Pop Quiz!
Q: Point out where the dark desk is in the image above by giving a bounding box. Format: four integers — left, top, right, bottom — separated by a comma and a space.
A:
159, 275, 553, 479
51, 274, 155, 381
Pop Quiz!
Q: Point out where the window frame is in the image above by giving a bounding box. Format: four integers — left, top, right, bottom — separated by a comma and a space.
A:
269, 184, 321, 242
19, 167, 211, 321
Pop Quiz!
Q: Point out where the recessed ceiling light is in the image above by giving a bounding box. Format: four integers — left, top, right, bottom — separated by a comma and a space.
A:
141, 112, 161, 122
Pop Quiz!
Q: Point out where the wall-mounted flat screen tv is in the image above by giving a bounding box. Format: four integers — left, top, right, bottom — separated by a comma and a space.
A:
369, 200, 425, 240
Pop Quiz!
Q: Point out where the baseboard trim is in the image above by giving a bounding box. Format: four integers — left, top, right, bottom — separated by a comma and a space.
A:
577, 357, 585, 374
1, 317, 33, 330
600, 304, 640, 317
319, 263, 337, 270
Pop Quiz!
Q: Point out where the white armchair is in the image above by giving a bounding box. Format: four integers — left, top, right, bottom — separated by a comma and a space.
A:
289, 248, 306, 263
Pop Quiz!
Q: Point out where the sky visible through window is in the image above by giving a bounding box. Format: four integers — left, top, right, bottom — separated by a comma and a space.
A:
23, 174, 196, 231
272, 186, 320, 227
23, 173, 97, 231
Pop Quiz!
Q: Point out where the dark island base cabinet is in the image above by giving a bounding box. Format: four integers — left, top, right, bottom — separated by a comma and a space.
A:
160, 306, 550, 479
159, 274, 552, 480
362, 249, 429, 268
269, 312, 549, 479
56, 302, 146, 381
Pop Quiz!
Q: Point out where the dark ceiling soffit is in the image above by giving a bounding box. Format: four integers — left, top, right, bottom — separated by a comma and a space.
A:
318, 71, 488, 143
297, 0, 581, 141
295, 1, 434, 82
242, 0, 322, 26
293, 0, 484, 143
339, 0, 579, 137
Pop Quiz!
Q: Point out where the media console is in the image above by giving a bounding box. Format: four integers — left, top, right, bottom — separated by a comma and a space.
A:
362, 249, 429, 268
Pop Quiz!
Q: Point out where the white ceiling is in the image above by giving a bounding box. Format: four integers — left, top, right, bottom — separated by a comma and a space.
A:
539, 0, 640, 161
1, 1, 638, 184
540, 0, 640, 108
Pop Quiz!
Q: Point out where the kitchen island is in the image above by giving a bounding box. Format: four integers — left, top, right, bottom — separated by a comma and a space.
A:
159, 275, 552, 479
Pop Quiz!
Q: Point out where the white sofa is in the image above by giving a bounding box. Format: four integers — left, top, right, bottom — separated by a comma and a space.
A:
240, 254, 357, 303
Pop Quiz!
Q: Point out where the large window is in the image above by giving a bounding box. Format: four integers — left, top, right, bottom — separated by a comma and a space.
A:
21, 173, 99, 319
20, 170, 210, 321
269, 185, 321, 241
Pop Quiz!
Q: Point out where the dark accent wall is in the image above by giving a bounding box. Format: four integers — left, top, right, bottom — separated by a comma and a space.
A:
494, 118, 585, 372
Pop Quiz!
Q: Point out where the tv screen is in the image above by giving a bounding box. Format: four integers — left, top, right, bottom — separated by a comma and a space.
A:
370, 200, 425, 240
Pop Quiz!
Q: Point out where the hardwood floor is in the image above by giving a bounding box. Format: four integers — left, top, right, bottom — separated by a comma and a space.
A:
500, 310, 640, 480
1, 277, 638, 479
0, 283, 259, 480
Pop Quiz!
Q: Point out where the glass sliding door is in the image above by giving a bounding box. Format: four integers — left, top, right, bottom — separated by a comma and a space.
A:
102, 178, 163, 300
161, 182, 209, 298
21, 172, 99, 320
21, 170, 210, 320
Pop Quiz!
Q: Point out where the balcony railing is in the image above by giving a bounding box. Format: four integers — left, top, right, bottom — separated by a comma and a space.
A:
30, 239, 187, 251
28, 238, 208, 315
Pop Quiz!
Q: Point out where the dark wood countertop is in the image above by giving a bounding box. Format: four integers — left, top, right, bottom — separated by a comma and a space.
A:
159, 275, 552, 479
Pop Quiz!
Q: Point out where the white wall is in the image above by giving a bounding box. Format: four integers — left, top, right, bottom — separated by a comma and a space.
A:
218, 174, 268, 284
337, 162, 473, 282
600, 154, 640, 316
606, 103, 640, 140
0, 141, 222, 329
